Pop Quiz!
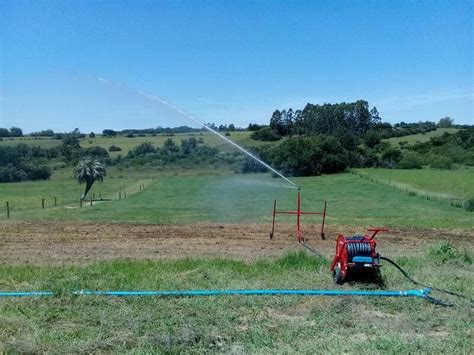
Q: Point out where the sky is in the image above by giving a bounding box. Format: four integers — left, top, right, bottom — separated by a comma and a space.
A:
0, 0, 473, 133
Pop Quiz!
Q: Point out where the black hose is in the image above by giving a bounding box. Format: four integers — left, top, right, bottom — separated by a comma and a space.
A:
380, 256, 472, 303
299, 241, 323, 258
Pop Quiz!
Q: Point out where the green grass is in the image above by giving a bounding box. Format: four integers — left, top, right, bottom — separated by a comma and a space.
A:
0, 173, 150, 212
2, 172, 473, 229
384, 128, 459, 147
0, 136, 62, 149
0, 250, 472, 353
0, 131, 273, 157
354, 168, 474, 201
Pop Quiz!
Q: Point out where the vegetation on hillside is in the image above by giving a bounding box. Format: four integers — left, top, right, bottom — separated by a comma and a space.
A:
247, 102, 472, 176
0, 108, 472, 182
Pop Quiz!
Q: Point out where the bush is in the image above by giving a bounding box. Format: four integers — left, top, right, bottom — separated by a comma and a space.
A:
364, 131, 381, 148
398, 152, 424, 169
85, 146, 109, 159
427, 155, 452, 169
108, 145, 122, 152
463, 198, 474, 212
250, 127, 281, 141
380, 147, 402, 168
268, 135, 347, 176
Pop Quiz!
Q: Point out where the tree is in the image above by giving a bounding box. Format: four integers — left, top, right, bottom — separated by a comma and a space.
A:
370, 107, 381, 124
89, 132, 96, 138
0, 128, 10, 137
270, 110, 285, 135
364, 131, 381, 148
437, 117, 454, 128
102, 129, 117, 137
248, 123, 262, 131
74, 157, 106, 200
9, 127, 23, 137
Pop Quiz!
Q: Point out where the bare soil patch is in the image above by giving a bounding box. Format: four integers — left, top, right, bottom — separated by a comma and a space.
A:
0, 221, 472, 266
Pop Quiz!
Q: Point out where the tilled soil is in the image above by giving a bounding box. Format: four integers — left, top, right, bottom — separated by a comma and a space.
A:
0, 221, 472, 266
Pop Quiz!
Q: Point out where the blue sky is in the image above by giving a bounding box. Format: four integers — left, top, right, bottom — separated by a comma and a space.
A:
0, 0, 472, 133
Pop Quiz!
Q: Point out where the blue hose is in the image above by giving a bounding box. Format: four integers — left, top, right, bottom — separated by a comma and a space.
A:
0, 291, 54, 297
0, 288, 431, 298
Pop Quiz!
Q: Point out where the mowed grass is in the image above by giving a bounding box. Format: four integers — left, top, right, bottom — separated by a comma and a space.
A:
0, 249, 472, 353
355, 168, 474, 200
2, 172, 474, 229
384, 128, 459, 146
0, 173, 150, 212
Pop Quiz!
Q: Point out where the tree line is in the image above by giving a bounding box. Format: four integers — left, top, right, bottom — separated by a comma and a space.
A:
247, 100, 472, 175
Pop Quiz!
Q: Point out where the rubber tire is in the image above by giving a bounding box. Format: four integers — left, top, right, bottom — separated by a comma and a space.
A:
332, 266, 343, 284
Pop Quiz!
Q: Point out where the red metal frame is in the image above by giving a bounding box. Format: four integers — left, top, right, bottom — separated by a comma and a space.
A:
330, 228, 389, 281
270, 190, 327, 242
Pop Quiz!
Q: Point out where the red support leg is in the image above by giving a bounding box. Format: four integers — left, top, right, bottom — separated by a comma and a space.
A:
270, 199, 277, 239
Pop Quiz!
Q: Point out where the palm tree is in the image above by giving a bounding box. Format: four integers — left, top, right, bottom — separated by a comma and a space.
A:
74, 157, 106, 200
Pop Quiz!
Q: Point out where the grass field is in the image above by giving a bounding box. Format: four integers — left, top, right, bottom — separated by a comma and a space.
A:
0, 249, 472, 353
1, 166, 473, 352
2, 172, 473, 229
384, 128, 459, 146
355, 168, 474, 201
0, 131, 272, 157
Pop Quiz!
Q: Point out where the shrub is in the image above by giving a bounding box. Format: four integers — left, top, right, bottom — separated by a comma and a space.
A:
427, 155, 452, 169
250, 127, 281, 141
85, 146, 109, 159
380, 147, 402, 168
108, 145, 122, 152
398, 152, 424, 169
463, 198, 474, 212
364, 131, 381, 148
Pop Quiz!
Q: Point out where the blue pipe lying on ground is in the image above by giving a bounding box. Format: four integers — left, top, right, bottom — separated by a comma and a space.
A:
0, 288, 431, 298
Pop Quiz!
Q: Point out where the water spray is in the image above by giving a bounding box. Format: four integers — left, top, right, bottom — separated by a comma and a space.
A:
97, 76, 298, 189
137, 90, 298, 189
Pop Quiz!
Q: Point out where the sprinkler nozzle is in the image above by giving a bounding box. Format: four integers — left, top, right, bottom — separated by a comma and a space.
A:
297, 185, 302, 191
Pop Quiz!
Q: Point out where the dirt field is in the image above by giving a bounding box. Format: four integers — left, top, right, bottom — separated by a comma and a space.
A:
1, 221, 472, 265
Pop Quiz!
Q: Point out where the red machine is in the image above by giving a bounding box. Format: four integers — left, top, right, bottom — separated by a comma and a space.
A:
330, 228, 389, 284
270, 188, 327, 243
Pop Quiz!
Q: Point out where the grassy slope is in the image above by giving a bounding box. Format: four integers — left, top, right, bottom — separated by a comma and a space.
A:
384, 128, 459, 146
0, 131, 272, 157
0, 250, 472, 353
355, 168, 474, 200
2, 173, 473, 229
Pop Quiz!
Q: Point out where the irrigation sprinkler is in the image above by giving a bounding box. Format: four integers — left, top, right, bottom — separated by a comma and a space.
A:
270, 187, 327, 243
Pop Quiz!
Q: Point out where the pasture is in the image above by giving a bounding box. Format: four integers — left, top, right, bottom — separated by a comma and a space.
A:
384, 128, 459, 146
0, 131, 269, 157
2, 171, 473, 229
1, 169, 473, 352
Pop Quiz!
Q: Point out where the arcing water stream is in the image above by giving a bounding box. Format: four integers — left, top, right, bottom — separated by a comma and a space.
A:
135, 89, 298, 189
97, 76, 297, 188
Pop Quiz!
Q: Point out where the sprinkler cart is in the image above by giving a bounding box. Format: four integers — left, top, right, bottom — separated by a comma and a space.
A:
330, 228, 389, 284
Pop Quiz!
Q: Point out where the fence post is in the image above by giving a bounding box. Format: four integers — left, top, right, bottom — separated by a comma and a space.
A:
80, 199, 83, 208
6, 201, 9, 219
54, 197, 57, 207
90, 196, 93, 206
124, 191, 127, 199
42, 198, 45, 209
99, 192, 101, 200
119, 192, 122, 199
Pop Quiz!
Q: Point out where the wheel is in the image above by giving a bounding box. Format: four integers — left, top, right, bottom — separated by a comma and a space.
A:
332, 265, 343, 284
